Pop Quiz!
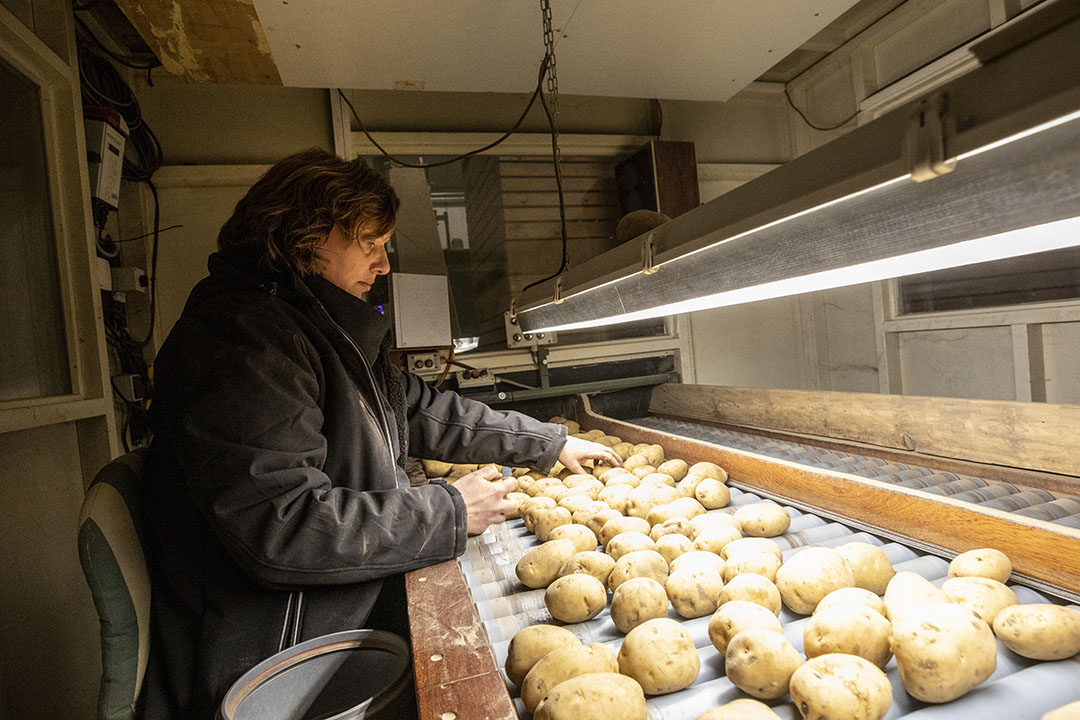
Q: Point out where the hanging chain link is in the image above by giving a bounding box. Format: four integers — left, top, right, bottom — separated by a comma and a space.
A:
540, 0, 561, 164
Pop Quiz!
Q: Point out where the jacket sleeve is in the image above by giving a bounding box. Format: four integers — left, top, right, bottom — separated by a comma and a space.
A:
153, 301, 466, 587
402, 370, 567, 472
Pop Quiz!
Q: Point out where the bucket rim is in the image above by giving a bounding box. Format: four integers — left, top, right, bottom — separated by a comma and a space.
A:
219, 629, 411, 720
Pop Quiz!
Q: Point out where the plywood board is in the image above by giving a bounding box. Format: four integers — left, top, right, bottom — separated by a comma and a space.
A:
114, 0, 280, 84
255, 0, 860, 101
650, 383, 1080, 478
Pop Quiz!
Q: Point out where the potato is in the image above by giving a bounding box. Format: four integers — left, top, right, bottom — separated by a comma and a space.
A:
607, 531, 657, 561
557, 494, 597, 515
640, 472, 676, 488
789, 653, 892, 720
647, 498, 706, 526
564, 473, 596, 488
670, 550, 725, 575
562, 478, 603, 500
563, 420, 580, 435
517, 539, 579, 589
666, 566, 724, 618
623, 454, 651, 473
521, 642, 619, 712
723, 552, 781, 583
611, 442, 636, 460
534, 507, 573, 541
558, 550, 616, 585
608, 550, 669, 591
505, 624, 581, 686
638, 444, 666, 466
628, 465, 655, 480
626, 484, 679, 519
992, 603, 1080, 660
506, 491, 530, 519
890, 603, 997, 702
655, 533, 696, 566
1042, 701, 1080, 720
533, 672, 647, 720
591, 463, 617, 479
584, 508, 623, 538
539, 484, 567, 501
696, 699, 781, 720
722, 536, 781, 561
883, 571, 948, 620
949, 547, 1012, 583
657, 459, 690, 482
450, 463, 479, 475
605, 472, 641, 489
676, 474, 706, 499
570, 500, 609, 526
735, 503, 791, 537
688, 461, 727, 481
650, 517, 692, 542
599, 516, 651, 547
690, 512, 743, 539
694, 525, 742, 554
725, 629, 802, 700
719, 573, 782, 615
804, 604, 892, 668
836, 542, 895, 595
599, 483, 634, 512
546, 523, 598, 553
599, 467, 633, 484
421, 459, 453, 477
610, 576, 669, 633
708, 600, 782, 653
526, 478, 562, 498
618, 618, 700, 694
695, 478, 731, 509
941, 576, 1017, 624
545, 573, 608, 624
814, 587, 886, 617
775, 547, 856, 615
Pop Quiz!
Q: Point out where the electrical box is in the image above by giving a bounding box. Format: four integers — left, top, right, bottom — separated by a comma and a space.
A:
405, 351, 445, 374
391, 273, 452, 348
84, 106, 127, 211
504, 311, 557, 349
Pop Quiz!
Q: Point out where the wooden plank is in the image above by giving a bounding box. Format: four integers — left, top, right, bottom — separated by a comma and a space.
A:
406, 560, 514, 719
113, 0, 280, 84
499, 161, 615, 178
503, 220, 617, 241
577, 395, 1080, 599
499, 176, 616, 193
503, 205, 614, 222
650, 413, 1080, 497
502, 191, 618, 208
650, 384, 1080, 477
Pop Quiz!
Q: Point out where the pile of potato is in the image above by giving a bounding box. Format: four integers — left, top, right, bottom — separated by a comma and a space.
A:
473, 422, 1080, 719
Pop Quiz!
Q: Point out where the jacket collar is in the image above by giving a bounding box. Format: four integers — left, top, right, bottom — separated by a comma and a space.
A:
305, 274, 392, 361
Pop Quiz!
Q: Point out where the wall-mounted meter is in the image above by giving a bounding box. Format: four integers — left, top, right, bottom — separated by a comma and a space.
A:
84, 106, 128, 211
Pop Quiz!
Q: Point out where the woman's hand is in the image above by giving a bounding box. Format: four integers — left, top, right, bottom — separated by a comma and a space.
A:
558, 436, 623, 474
452, 466, 519, 536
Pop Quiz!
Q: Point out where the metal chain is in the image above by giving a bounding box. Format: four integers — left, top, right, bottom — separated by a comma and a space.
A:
540, 0, 561, 164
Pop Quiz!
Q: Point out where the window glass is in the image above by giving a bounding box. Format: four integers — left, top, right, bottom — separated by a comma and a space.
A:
898, 247, 1080, 315
0, 58, 72, 401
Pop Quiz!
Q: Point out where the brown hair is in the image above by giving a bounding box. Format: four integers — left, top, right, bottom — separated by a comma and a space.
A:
217, 148, 399, 274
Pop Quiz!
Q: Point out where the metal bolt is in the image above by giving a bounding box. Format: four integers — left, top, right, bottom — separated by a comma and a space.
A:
498, 392, 507, 400
537, 333, 545, 339
524, 333, 533, 340
512, 333, 522, 342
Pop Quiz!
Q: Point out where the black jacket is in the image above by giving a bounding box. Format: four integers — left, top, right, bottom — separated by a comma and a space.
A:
139, 250, 565, 719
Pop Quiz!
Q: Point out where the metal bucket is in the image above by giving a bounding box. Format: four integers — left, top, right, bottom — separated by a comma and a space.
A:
218, 630, 412, 720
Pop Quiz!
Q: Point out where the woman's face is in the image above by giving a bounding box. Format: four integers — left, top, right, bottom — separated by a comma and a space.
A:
316, 223, 392, 299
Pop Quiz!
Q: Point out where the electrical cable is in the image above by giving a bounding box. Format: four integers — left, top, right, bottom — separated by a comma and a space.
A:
336, 53, 550, 170
784, 86, 860, 131
74, 16, 160, 72
116, 224, 182, 243
433, 347, 454, 388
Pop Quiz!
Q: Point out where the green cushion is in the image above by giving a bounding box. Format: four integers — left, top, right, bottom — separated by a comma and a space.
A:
78, 451, 150, 720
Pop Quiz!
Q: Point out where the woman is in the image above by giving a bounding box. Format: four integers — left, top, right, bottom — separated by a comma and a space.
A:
139, 149, 618, 719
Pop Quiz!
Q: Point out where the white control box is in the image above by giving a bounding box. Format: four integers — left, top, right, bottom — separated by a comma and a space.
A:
391, 273, 452, 348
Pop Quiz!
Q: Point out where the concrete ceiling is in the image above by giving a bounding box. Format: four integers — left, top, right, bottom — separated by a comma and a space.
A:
252, 0, 862, 102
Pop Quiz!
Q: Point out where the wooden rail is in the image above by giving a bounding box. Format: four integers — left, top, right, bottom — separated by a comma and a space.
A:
577, 394, 1080, 600
406, 559, 515, 720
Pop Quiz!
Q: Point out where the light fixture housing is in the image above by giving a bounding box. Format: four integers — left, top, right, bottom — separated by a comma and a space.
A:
515, 4, 1080, 333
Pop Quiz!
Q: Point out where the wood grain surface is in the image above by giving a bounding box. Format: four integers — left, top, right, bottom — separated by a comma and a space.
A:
406, 560, 515, 720
578, 394, 1080, 599
651, 383, 1080, 478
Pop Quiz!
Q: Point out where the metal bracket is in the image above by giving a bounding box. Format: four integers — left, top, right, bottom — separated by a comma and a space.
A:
509, 296, 517, 322
552, 277, 564, 305
642, 232, 659, 275
906, 93, 957, 183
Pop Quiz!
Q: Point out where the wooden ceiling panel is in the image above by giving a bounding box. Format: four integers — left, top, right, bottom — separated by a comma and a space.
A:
113, 0, 281, 84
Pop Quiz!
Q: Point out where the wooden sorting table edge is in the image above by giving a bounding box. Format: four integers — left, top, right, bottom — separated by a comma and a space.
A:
406, 559, 517, 720
576, 394, 1080, 602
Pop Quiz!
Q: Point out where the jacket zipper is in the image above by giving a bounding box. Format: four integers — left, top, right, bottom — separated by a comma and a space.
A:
314, 302, 395, 458
277, 590, 306, 652
277, 592, 295, 652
